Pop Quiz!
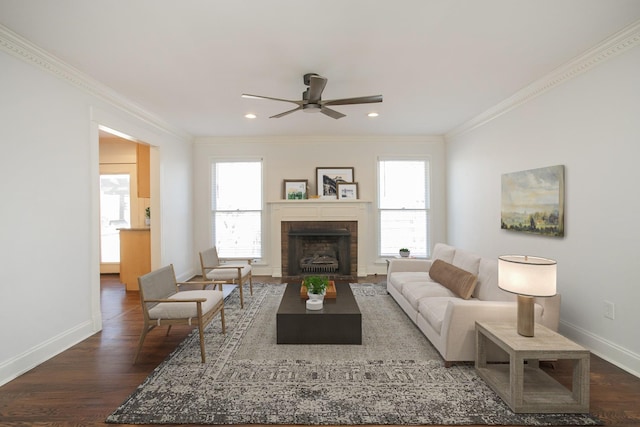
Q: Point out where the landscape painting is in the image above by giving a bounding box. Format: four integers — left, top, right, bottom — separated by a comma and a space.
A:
501, 165, 565, 237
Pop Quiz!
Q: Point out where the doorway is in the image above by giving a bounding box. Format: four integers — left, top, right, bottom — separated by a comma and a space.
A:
98, 130, 150, 275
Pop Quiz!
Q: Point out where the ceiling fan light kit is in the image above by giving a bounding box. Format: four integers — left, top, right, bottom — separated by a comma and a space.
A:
241, 73, 382, 119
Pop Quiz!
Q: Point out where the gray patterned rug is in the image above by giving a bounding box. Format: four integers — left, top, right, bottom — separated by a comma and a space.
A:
106, 283, 602, 425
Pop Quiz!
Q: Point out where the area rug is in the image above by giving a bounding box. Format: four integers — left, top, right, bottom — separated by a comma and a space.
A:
106, 283, 602, 425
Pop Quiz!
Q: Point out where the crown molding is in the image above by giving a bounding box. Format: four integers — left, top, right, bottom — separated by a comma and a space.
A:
0, 24, 191, 142
446, 19, 640, 140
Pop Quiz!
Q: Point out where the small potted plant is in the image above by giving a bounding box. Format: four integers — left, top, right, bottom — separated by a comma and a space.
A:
145, 207, 150, 226
399, 248, 410, 257
303, 275, 329, 310
303, 275, 328, 297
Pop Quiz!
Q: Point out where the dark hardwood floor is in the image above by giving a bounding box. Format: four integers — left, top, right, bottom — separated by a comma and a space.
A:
1, 274, 639, 426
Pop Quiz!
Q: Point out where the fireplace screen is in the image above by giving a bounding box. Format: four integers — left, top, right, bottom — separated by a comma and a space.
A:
288, 228, 350, 276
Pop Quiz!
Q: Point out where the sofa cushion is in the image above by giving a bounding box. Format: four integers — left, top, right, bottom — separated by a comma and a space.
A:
418, 297, 457, 334
402, 281, 457, 311
432, 243, 456, 263
388, 271, 432, 294
474, 258, 512, 301
428, 259, 478, 300
452, 248, 481, 275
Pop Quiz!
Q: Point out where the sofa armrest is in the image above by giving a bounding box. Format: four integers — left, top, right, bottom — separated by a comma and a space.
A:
387, 258, 433, 275
438, 298, 555, 362
439, 299, 521, 361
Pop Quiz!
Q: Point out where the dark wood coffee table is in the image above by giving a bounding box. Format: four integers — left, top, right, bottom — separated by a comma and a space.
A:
276, 282, 362, 344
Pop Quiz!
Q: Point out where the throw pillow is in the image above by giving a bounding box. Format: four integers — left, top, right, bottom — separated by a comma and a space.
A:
428, 259, 478, 300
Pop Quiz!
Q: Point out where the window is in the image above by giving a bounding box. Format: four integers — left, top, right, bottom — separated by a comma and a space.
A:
211, 160, 262, 258
378, 158, 430, 258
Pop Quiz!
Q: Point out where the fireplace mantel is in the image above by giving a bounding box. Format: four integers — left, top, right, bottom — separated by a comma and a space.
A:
268, 200, 372, 277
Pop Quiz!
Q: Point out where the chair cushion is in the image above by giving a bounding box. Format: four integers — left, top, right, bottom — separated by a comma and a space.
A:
148, 290, 223, 320
428, 259, 478, 300
205, 263, 252, 281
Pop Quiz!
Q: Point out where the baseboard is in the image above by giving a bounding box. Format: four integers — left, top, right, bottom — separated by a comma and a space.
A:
559, 320, 640, 379
0, 320, 95, 387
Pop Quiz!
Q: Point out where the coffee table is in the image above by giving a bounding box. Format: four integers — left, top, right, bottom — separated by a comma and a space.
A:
276, 282, 362, 344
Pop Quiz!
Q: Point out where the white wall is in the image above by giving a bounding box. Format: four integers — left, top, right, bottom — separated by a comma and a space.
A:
445, 45, 640, 376
193, 136, 446, 276
0, 43, 193, 385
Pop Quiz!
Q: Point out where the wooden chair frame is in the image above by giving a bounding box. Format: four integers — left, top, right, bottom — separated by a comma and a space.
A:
199, 247, 253, 308
134, 264, 225, 364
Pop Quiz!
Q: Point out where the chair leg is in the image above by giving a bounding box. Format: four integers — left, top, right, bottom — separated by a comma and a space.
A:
248, 272, 253, 295
165, 325, 172, 336
134, 324, 153, 364
238, 279, 244, 308
220, 307, 226, 334
198, 322, 206, 363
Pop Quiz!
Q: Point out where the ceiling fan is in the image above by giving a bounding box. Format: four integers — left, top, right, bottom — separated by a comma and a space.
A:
241, 73, 382, 119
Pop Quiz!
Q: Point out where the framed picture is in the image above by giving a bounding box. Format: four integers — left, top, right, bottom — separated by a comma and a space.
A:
283, 179, 308, 200
501, 165, 565, 237
316, 167, 354, 198
337, 182, 358, 200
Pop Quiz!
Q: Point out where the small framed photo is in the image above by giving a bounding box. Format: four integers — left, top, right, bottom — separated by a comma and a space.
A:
337, 182, 359, 200
316, 167, 354, 198
283, 179, 308, 200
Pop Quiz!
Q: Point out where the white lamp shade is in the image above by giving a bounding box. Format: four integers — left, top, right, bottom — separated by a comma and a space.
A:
498, 255, 557, 297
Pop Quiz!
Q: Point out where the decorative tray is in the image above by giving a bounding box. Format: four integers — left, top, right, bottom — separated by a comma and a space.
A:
300, 281, 337, 299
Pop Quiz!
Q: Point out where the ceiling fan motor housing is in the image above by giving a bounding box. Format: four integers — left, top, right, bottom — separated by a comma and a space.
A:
302, 104, 321, 113
303, 73, 319, 86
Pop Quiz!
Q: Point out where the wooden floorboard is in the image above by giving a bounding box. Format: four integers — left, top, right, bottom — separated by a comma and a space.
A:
0, 274, 639, 426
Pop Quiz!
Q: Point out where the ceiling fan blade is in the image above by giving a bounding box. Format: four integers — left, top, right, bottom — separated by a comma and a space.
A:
242, 93, 302, 106
307, 75, 328, 102
323, 95, 383, 106
270, 106, 302, 118
320, 106, 346, 119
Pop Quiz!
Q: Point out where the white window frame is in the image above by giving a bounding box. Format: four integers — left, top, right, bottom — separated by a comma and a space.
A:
210, 157, 264, 259
377, 156, 431, 258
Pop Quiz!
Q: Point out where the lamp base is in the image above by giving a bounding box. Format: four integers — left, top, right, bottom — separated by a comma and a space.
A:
517, 294, 535, 337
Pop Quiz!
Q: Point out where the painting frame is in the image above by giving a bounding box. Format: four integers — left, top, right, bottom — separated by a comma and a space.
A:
501, 165, 565, 237
316, 167, 354, 199
337, 182, 359, 200
283, 179, 308, 200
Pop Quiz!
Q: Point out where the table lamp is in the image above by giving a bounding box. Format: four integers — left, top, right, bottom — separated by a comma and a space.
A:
498, 255, 557, 337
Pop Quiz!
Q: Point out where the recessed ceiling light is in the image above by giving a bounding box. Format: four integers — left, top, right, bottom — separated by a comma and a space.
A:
367, 112, 379, 118
245, 113, 257, 119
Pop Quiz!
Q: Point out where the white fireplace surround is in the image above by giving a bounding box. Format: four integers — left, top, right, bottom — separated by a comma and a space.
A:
268, 200, 372, 277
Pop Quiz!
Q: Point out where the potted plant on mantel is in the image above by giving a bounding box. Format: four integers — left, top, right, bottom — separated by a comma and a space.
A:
303, 275, 329, 310
399, 248, 410, 257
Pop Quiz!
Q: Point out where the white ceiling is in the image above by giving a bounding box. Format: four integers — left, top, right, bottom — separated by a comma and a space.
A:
2, 0, 640, 137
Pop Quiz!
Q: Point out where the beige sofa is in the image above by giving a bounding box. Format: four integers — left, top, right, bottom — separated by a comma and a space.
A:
387, 243, 561, 366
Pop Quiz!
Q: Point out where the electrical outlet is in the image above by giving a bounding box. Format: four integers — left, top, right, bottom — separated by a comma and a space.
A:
604, 300, 615, 320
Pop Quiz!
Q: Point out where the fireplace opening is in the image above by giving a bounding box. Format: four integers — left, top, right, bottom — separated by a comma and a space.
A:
287, 228, 351, 277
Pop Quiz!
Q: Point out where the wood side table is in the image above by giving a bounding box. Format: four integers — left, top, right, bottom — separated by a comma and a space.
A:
475, 321, 590, 413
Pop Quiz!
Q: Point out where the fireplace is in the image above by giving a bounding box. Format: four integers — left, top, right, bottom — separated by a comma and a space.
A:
281, 221, 357, 279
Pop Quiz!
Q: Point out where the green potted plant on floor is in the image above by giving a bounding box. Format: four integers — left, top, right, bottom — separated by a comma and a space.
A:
399, 248, 410, 257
